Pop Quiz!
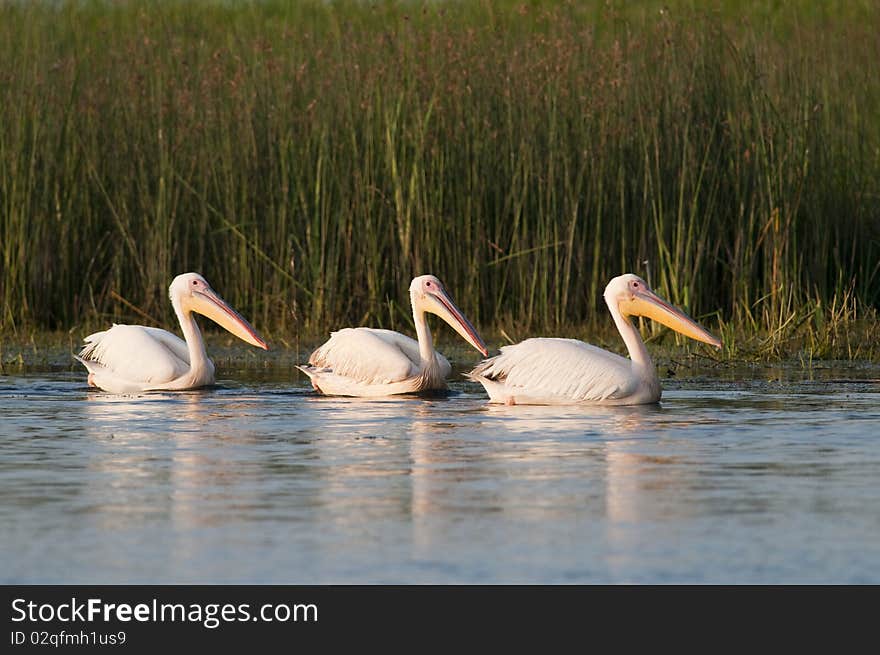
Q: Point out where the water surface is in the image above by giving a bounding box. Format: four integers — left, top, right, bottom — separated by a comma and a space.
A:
2, 359, 879, 583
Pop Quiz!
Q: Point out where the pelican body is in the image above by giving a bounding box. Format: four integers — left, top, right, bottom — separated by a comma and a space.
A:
467, 274, 721, 405
298, 275, 488, 397
77, 273, 268, 393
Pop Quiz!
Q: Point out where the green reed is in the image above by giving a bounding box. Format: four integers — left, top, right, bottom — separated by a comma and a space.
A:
1, 0, 878, 360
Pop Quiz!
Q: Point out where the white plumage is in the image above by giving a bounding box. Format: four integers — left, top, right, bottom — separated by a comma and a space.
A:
76, 273, 268, 393
298, 275, 486, 397
467, 274, 721, 406
467, 337, 643, 405
77, 325, 197, 393
298, 328, 453, 397
308, 328, 452, 383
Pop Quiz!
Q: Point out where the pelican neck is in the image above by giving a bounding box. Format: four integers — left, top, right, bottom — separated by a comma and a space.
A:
411, 298, 437, 368
605, 295, 653, 370
171, 294, 209, 369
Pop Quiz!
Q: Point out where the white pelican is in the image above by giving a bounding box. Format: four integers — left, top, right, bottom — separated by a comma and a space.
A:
76, 272, 268, 393
297, 275, 488, 397
467, 273, 721, 405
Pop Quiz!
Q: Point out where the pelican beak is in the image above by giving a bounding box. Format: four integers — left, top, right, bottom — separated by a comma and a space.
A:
191, 287, 269, 350
622, 289, 721, 348
425, 288, 489, 356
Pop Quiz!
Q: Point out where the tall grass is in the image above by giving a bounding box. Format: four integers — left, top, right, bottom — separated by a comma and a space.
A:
1, 0, 878, 358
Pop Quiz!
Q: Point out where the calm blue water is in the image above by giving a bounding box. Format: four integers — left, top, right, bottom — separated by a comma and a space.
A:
2, 362, 879, 583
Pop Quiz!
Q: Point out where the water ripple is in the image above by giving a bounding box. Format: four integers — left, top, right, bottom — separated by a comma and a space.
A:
2, 367, 879, 583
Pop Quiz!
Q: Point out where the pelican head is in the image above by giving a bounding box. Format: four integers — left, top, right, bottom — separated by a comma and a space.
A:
605, 274, 721, 348
409, 275, 489, 356
170, 273, 269, 350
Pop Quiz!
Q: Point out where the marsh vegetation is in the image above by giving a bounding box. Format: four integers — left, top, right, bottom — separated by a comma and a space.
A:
1, 1, 878, 361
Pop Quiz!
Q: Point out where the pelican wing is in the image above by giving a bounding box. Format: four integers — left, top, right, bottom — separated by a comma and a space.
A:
137, 326, 191, 364
307, 328, 425, 384
468, 337, 637, 402
361, 328, 452, 376
78, 324, 190, 386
